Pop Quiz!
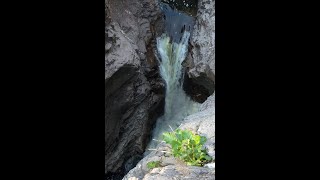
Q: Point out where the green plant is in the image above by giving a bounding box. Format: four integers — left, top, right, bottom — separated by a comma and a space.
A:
162, 129, 212, 166
147, 161, 161, 169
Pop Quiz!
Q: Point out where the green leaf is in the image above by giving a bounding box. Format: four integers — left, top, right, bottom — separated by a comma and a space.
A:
161, 129, 212, 167
200, 136, 207, 144
163, 132, 175, 144
171, 141, 181, 154
204, 155, 212, 161
194, 135, 201, 144
147, 161, 160, 169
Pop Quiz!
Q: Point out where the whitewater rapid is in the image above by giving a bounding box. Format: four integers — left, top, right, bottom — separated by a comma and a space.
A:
145, 31, 200, 152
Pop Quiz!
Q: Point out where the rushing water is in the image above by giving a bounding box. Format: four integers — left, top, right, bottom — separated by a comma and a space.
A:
160, 2, 196, 43
145, 30, 200, 152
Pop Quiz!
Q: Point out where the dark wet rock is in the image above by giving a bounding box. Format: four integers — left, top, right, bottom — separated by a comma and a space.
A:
105, 0, 165, 177
183, 73, 211, 103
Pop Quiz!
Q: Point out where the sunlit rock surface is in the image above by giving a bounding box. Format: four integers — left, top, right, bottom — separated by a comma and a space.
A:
123, 94, 215, 180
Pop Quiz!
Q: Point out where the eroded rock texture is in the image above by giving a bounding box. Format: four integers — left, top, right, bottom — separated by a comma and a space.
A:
105, 0, 165, 176
184, 0, 215, 102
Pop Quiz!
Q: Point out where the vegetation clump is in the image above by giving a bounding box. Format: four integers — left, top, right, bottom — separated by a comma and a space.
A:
147, 161, 161, 169
162, 129, 212, 166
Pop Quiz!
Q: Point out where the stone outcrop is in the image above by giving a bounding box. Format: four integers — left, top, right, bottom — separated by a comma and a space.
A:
105, 0, 165, 176
184, 0, 215, 102
123, 94, 215, 180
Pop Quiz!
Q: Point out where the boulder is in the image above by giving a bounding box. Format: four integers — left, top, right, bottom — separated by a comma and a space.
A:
105, 0, 165, 176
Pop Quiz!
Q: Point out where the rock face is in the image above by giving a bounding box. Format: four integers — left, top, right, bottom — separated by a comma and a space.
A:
123, 0, 215, 176
123, 94, 215, 180
184, 0, 215, 101
105, 0, 165, 176
105, 0, 215, 178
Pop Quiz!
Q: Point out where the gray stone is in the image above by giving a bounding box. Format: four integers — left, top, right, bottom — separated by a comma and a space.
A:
185, 0, 215, 94
123, 94, 215, 180
105, 0, 165, 175
204, 163, 215, 169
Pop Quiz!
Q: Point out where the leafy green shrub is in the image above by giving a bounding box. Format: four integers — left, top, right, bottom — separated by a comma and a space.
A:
147, 161, 161, 169
162, 129, 212, 166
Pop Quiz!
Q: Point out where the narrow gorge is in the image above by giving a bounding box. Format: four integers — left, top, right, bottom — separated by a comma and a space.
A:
105, 0, 215, 179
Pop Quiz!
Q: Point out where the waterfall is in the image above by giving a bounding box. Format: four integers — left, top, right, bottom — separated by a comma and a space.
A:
146, 31, 200, 152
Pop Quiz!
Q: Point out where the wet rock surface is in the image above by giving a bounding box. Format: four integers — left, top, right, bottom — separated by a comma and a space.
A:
184, 0, 215, 101
105, 0, 166, 177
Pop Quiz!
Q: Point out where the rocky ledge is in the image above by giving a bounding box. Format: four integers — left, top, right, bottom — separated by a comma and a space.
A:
123, 94, 215, 180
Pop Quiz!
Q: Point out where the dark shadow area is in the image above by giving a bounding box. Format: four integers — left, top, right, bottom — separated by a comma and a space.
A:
183, 71, 214, 103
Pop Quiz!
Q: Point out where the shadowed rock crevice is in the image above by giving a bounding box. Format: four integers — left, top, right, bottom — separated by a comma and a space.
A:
183, 72, 213, 103
105, 0, 166, 179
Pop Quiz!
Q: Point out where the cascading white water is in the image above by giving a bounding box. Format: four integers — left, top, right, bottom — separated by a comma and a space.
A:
146, 31, 200, 151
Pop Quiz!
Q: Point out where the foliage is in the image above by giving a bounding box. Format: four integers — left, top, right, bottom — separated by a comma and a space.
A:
162, 129, 212, 166
147, 161, 161, 169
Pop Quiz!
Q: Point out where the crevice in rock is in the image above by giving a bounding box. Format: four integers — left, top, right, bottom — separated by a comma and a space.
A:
105, 0, 166, 177
183, 70, 214, 103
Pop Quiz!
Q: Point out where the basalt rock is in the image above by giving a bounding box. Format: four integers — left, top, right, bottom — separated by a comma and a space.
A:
105, 0, 165, 177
